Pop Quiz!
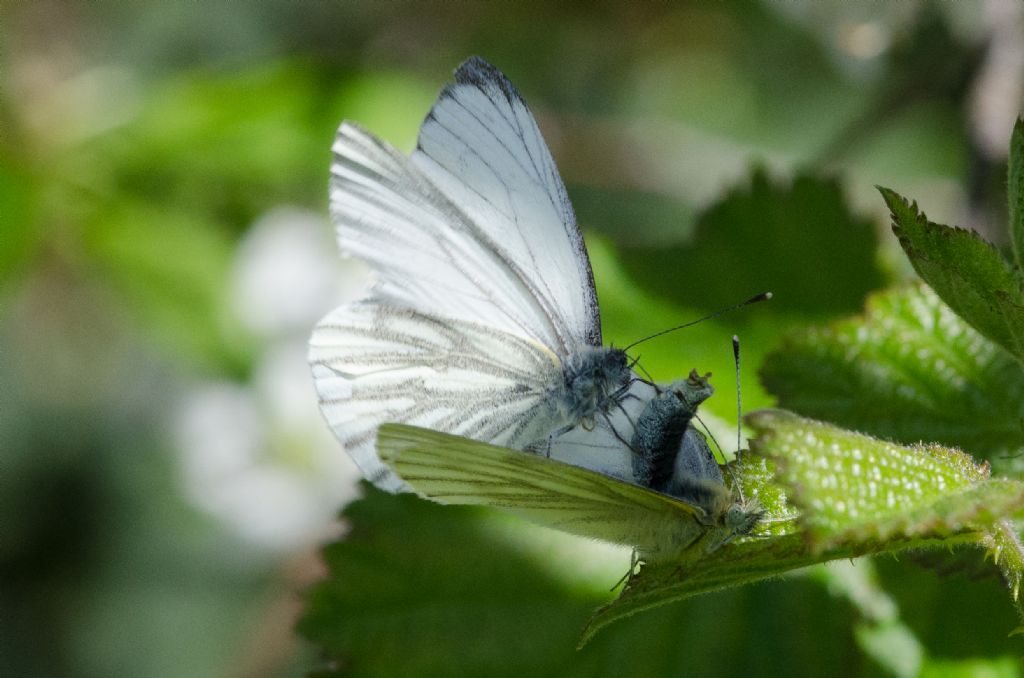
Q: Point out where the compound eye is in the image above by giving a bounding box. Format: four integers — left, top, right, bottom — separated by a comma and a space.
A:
726, 505, 745, 528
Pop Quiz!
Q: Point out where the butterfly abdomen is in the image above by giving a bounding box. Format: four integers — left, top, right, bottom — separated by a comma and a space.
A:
630, 393, 693, 489
630, 371, 715, 491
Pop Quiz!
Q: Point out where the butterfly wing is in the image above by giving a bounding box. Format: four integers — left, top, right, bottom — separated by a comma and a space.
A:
310, 303, 566, 492
412, 56, 600, 352
317, 58, 613, 491
378, 423, 707, 552
544, 378, 657, 482
330, 57, 599, 358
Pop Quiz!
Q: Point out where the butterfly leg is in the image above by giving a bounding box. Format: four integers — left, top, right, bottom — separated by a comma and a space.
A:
598, 411, 638, 454
627, 357, 658, 387
542, 423, 576, 458
609, 549, 643, 592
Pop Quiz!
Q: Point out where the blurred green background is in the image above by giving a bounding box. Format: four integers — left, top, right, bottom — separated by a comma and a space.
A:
3, 1, 1022, 676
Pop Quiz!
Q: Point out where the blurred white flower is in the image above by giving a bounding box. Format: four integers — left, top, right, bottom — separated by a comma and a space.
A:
231, 206, 367, 339
176, 346, 361, 551
176, 206, 369, 552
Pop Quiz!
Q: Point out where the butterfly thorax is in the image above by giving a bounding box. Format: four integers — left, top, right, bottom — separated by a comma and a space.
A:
552, 347, 631, 425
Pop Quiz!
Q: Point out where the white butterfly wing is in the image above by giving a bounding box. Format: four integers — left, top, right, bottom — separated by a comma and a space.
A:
310, 303, 565, 492
378, 424, 706, 552
331, 123, 564, 351
318, 57, 607, 491
545, 379, 657, 481
330, 57, 599, 358
412, 56, 601, 353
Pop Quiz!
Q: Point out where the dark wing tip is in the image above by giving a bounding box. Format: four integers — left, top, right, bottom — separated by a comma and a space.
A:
417, 56, 525, 154
452, 55, 523, 106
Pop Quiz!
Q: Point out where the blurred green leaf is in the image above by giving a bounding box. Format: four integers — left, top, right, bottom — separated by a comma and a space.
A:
84, 200, 252, 375
816, 6, 978, 170
100, 63, 335, 226
1010, 118, 1024, 270
761, 283, 1024, 456
873, 554, 1022, 671
810, 561, 924, 678
617, 169, 885, 315
883, 6, 979, 104
881, 187, 1024, 364
572, 185, 697, 248
0, 161, 39, 288
298, 489, 607, 678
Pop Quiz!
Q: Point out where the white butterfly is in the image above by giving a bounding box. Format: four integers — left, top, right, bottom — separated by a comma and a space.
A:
309, 57, 636, 492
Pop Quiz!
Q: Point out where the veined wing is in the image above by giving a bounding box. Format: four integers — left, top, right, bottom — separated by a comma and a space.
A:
414, 57, 600, 351
330, 57, 599, 358
378, 423, 706, 553
310, 302, 565, 492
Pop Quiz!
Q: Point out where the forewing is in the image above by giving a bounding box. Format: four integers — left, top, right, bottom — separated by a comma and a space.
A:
310, 303, 564, 492
413, 57, 600, 351
378, 423, 705, 552
330, 59, 600, 357
332, 122, 575, 354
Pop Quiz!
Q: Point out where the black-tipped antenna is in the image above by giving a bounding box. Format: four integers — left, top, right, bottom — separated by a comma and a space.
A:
732, 334, 746, 502
623, 292, 772, 351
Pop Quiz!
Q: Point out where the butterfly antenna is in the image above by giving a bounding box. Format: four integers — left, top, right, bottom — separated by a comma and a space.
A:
623, 292, 772, 351
692, 411, 726, 463
732, 335, 746, 502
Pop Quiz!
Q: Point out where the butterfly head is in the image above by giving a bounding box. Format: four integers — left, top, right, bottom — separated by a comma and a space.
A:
693, 494, 764, 554
724, 498, 764, 536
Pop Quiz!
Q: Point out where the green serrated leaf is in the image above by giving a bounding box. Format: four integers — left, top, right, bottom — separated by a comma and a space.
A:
747, 410, 1024, 550
761, 283, 1024, 456
747, 410, 1024, 622
880, 186, 1024, 364
1010, 118, 1024, 270
302, 484, 883, 675
982, 520, 1024, 601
